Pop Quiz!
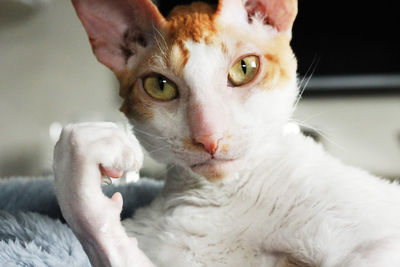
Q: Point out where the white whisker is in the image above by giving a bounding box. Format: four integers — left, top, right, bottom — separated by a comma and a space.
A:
134, 128, 167, 140
152, 24, 169, 63
155, 164, 176, 180
153, 25, 168, 50
296, 111, 329, 125
293, 55, 320, 111
292, 119, 348, 152
147, 145, 170, 154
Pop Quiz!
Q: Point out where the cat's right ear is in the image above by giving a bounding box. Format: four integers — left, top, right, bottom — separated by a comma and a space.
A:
217, 0, 297, 34
72, 0, 166, 75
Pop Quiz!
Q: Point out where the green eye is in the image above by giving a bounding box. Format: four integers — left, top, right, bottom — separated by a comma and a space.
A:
228, 55, 260, 86
143, 75, 178, 101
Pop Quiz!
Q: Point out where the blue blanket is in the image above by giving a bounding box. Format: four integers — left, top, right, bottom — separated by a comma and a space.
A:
0, 177, 162, 266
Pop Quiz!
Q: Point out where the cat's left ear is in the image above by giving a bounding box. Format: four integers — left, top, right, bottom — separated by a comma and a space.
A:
217, 0, 297, 33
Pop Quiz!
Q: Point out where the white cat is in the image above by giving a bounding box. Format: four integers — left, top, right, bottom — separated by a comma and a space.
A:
54, 0, 400, 266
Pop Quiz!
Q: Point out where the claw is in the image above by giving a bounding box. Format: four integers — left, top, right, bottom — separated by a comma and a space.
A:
99, 165, 124, 185
102, 175, 112, 185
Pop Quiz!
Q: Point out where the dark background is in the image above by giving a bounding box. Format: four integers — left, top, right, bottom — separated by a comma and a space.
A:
158, 0, 400, 77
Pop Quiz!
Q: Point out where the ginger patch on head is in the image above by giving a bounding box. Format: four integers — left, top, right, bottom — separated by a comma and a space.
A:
167, 2, 217, 44
168, 40, 190, 75
164, 2, 218, 73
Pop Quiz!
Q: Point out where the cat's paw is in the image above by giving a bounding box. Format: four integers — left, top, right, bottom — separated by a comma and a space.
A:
54, 121, 143, 219
55, 122, 142, 177
53, 122, 153, 267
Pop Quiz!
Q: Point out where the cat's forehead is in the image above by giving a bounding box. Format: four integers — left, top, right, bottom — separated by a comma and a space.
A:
160, 2, 220, 75
167, 2, 217, 44
158, 2, 284, 74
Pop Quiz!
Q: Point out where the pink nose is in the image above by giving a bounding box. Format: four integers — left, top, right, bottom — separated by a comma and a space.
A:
194, 135, 221, 155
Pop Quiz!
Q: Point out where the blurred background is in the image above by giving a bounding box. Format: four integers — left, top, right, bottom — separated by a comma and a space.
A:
0, 0, 399, 179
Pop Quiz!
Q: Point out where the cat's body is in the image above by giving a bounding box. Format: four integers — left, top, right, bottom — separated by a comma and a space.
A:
53, 0, 400, 266
124, 133, 400, 267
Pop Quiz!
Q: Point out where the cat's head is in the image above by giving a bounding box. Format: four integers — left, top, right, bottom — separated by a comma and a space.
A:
72, 0, 298, 180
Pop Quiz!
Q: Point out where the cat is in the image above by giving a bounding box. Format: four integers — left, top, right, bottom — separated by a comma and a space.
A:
53, 0, 400, 266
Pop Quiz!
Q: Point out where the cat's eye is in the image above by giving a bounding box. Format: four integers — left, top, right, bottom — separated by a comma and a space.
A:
143, 75, 178, 101
228, 55, 260, 86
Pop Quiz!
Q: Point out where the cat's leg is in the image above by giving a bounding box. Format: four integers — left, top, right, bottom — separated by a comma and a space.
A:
337, 236, 400, 267
53, 122, 154, 267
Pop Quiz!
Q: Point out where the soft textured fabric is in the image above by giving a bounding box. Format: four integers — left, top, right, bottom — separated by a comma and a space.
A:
0, 177, 162, 266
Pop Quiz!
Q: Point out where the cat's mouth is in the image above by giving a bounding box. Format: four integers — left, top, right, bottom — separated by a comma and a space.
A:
190, 157, 237, 180
191, 158, 234, 168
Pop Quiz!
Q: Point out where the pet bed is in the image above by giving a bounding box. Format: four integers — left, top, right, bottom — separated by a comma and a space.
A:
0, 176, 162, 266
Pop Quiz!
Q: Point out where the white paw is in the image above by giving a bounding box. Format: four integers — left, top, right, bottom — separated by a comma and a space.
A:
54, 122, 142, 178
53, 122, 154, 267
53, 122, 143, 230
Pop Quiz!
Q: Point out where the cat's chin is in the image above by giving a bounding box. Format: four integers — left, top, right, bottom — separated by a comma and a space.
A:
190, 158, 239, 181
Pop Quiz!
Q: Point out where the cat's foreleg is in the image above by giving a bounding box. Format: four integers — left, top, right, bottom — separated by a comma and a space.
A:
53, 122, 154, 267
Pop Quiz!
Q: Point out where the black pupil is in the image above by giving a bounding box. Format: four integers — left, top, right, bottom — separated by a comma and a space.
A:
241, 60, 247, 74
158, 76, 166, 91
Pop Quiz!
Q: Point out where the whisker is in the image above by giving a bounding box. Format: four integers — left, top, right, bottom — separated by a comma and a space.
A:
152, 24, 169, 63
155, 164, 176, 180
298, 54, 319, 90
134, 128, 167, 140
139, 140, 162, 149
292, 119, 348, 152
300, 111, 329, 124
293, 55, 320, 111
153, 25, 168, 50
146, 145, 170, 154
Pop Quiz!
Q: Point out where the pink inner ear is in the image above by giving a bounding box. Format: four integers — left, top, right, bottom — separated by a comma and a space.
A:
81, 12, 129, 72
245, 0, 297, 32
72, 0, 166, 73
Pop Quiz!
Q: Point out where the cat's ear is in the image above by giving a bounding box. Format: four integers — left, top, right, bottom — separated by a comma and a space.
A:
72, 0, 166, 74
217, 0, 297, 33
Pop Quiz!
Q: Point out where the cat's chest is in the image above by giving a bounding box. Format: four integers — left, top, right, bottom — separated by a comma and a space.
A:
124, 200, 276, 267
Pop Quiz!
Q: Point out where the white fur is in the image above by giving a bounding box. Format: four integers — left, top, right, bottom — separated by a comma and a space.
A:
55, 120, 400, 266
121, 131, 400, 267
